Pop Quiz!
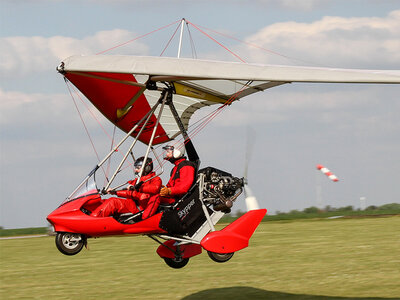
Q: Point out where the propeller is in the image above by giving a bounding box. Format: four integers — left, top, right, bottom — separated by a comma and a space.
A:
244, 183, 259, 211
243, 127, 260, 211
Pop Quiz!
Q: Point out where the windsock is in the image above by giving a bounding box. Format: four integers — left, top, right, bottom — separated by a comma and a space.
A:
316, 164, 339, 182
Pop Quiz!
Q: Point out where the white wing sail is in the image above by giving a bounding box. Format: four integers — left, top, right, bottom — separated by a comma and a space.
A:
58, 55, 400, 145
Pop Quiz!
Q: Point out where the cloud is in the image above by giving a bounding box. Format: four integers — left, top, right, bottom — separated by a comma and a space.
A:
0, 29, 149, 79
254, 0, 325, 10
241, 10, 400, 68
0, 87, 114, 164
203, 84, 400, 139
85, 0, 325, 11
2, 10, 399, 81
0, 88, 69, 125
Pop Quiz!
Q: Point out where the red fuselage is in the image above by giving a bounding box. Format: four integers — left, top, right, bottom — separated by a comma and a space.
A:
47, 193, 167, 237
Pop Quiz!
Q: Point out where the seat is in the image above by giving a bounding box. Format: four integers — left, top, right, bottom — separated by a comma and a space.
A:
158, 183, 210, 235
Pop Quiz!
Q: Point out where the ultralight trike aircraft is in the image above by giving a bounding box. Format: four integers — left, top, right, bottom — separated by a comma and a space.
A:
47, 23, 400, 268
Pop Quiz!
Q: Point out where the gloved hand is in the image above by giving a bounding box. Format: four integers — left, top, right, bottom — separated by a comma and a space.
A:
134, 181, 144, 191
107, 189, 117, 195
160, 186, 171, 197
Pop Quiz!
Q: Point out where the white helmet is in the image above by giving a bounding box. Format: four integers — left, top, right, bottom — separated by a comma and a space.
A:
162, 144, 185, 160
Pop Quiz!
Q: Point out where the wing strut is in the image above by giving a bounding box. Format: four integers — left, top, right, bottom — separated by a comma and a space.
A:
66, 96, 163, 200
103, 92, 168, 192
135, 91, 168, 184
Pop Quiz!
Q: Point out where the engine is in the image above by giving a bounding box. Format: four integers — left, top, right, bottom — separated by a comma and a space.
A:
198, 167, 244, 213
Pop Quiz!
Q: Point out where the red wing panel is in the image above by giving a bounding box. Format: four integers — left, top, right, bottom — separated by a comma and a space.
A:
65, 72, 170, 145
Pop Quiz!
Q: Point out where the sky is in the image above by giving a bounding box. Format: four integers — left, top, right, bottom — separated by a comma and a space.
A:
1, 0, 399, 229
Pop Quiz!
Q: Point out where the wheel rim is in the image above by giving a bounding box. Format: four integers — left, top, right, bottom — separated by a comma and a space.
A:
172, 257, 184, 263
164, 257, 189, 268
208, 251, 234, 262
61, 233, 82, 250
212, 253, 233, 260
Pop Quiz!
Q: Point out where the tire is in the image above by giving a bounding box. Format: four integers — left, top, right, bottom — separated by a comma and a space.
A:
163, 257, 189, 269
55, 232, 85, 256
207, 251, 234, 263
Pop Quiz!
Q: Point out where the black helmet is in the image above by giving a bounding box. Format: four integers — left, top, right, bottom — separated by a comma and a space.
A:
134, 156, 153, 176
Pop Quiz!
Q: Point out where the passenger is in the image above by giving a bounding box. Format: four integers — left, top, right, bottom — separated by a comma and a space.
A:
159, 144, 196, 204
92, 157, 162, 219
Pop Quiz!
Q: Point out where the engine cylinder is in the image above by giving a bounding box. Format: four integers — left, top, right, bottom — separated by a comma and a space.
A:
213, 200, 233, 212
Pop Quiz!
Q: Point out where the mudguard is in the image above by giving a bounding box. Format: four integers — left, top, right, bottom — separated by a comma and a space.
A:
200, 209, 267, 253
156, 240, 202, 259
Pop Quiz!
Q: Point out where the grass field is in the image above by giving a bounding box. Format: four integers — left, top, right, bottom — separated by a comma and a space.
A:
1, 216, 399, 299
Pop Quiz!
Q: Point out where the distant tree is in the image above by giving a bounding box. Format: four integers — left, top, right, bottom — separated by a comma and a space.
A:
366, 205, 378, 210
0, 226, 3, 230
378, 203, 400, 210
236, 210, 246, 217
303, 206, 319, 214
340, 205, 354, 211
324, 205, 336, 212
289, 209, 301, 214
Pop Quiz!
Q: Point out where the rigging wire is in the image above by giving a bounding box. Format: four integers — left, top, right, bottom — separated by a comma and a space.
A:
67, 81, 116, 143
67, 80, 136, 168
149, 80, 252, 175
177, 81, 252, 150
185, 19, 246, 63
104, 125, 118, 186
96, 19, 181, 55
193, 22, 323, 67
68, 18, 296, 177
66, 79, 138, 182
159, 21, 182, 57
64, 78, 109, 180
186, 21, 197, 59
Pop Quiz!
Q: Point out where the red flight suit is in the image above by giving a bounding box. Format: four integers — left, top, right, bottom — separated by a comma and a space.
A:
92, 172, 162, 219
160, 158, 195, 204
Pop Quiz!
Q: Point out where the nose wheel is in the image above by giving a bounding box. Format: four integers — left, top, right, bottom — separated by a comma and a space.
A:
163, 257, 189, 269
207, 251, 234, 263
55, 232, 85, 255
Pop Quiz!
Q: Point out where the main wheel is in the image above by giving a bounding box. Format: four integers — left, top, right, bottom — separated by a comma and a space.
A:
55, 232, 85, 256
163, 257, 189, 269
207, 251, 234, 263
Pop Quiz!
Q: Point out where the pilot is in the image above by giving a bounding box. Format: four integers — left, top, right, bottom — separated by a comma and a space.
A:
92, 156, 162, 219
159, 144, 196, 204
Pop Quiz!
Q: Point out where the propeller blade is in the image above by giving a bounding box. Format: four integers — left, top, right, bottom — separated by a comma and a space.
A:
243, 127, 260, 211
244, 127, 256, 180
244, 184, 260, 211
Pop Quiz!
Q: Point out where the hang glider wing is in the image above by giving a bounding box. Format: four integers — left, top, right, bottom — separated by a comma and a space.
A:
59, 55, 400, 145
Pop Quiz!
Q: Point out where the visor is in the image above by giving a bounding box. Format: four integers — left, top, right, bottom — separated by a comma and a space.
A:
162, 145, 174, 151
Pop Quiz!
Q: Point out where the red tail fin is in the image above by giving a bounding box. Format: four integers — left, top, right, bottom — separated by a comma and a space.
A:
201, 209, 266, 253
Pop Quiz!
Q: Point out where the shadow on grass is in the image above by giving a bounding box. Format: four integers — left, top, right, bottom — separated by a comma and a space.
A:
181, 287, 394, 300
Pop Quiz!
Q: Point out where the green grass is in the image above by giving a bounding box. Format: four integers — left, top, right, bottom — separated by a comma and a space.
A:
0, 227, 48, 237
1, 217, 399, 299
